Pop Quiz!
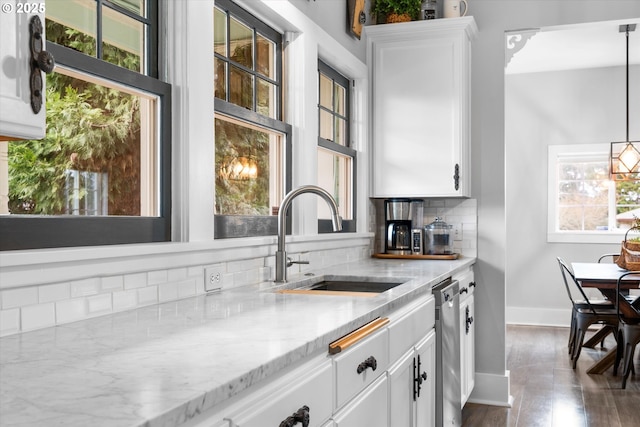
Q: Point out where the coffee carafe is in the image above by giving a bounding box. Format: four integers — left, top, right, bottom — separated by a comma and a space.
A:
385, 199, 413, 255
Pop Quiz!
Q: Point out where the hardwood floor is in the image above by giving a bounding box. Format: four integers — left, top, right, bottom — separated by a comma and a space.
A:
462, 325, 640, 427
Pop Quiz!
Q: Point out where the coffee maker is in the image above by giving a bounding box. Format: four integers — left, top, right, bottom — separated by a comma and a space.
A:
385, 199, 413, 255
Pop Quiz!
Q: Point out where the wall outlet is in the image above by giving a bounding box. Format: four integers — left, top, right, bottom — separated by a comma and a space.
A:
452, 223, 463, 241
204, 266, 225, 292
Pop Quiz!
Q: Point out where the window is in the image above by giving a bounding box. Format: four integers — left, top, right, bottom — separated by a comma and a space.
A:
548, 144, 640, 243
317, 60, 356, 233
214, 0, 291, 238
0, 0, 170, 250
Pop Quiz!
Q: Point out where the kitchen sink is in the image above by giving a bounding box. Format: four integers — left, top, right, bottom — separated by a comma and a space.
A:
276, 276, 408, 296
307, 280, 403, 293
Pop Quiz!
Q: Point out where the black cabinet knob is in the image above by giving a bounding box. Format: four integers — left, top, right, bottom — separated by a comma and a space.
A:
356, 356, 377, 374
37, 50, 55, 74
278, 405, 309, 427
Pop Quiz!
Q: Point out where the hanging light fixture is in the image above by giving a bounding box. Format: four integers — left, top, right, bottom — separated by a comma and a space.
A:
610, 23, 639, 180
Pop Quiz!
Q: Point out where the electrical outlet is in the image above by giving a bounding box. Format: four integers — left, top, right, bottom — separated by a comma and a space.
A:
204, 266, 225, 292
452, 223, 463, 241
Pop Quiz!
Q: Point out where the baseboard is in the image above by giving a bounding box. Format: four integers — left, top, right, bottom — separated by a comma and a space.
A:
467, 371, 513, 407
506, 306, 570, 327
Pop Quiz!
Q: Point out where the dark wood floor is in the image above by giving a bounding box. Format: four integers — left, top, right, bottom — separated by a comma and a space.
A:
462, 325, 640, 427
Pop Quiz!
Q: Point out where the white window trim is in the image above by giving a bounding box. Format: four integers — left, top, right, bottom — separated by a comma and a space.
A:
169, 0, 368, 243
547, 143, 626, 244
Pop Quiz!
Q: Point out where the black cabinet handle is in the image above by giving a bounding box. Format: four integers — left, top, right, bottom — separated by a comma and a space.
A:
356, 356, 377, 374
465, 306, 474, 334
413, 354, 428, 400
278, 405, 310, 427
453, 164, 460, 191
469, 281, 476, 288
460, 287, 468, 294
29, 15, 55, 114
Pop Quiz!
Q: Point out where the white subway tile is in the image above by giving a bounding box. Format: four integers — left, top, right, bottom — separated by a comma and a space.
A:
187, 265, 204, 278
167, 268, 187, 282
158, 282, 178, 302
87, 294, 112, 315
0, 309, 20, 336
2, 287, 38, 309
148, 270, 168, 285
70, 278, 100, 298
113, 289, 137, 311
21, 303, 55, 331
228, 258, 262, 273
56, 299, 87, 324
39, 283, 70, 303
101, 276, 124, 291
124, 272, 147, 290
137, 286, 158, 305
177, 279, 197, 298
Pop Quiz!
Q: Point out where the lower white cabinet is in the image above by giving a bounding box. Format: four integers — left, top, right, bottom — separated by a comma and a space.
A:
389, 330, 436, 427
333, 327, 389, 409
456, 268, 476, 407
332, 374, 388, 427
226, 355, 332, 427
181, 293, 437, 427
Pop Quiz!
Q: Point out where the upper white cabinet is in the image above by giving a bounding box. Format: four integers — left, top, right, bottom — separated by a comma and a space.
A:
0, 0, 48, 140
366, 17, 478, 198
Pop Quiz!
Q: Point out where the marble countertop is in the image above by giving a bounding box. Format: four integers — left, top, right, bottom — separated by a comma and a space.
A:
0, 257, 474, 427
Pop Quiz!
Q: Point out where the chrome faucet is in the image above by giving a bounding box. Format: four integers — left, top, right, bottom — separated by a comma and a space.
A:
275, 185, 343, 282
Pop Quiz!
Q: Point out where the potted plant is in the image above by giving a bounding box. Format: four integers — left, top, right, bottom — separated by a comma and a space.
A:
371, 0, 422, 24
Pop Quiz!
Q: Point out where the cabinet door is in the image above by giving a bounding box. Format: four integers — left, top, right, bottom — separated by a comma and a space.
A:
0, 0, 47, 140
367, 19, 476, 198
460, 295, 475, 406
388, 349, 415, 427
334, 328, 389, 409
227, 358, 332, 427
332, 374, 388, 427
415, 331, 436, 427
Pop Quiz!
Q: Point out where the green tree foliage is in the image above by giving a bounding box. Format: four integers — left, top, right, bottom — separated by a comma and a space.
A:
214, 37, 272, 216
8, 20, 141, 215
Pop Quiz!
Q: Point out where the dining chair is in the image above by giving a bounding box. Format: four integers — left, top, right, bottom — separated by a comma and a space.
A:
598, 253, 640, 305
613, 271, 640, 389
557, 257, 619, 369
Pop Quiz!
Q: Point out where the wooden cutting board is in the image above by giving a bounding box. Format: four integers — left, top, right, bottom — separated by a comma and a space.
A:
373, 253, 460, 260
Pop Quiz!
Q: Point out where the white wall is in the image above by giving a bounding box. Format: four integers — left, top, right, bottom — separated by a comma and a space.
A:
464, 0, 640, 406
505, 65, 640, 326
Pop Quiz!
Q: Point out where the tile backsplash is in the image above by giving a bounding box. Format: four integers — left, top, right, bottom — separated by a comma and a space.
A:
372, 198, 478, 257
0, 241, 372, 337
1, 199, 477, 337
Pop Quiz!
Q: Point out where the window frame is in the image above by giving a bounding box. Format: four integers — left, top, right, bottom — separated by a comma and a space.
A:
213, 0, 291, 239
547, 143, 631, 244
317, 60, 356, 233
0, 37, 171, 250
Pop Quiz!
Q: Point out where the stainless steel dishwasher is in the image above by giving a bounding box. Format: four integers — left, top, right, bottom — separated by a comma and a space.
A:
433, 278, 461, 427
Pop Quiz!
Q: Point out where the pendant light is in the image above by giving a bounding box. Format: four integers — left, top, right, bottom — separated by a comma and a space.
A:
610, 24, 639, 180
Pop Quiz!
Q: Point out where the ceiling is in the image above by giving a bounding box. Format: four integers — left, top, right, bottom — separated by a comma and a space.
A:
506, 18, 640, 74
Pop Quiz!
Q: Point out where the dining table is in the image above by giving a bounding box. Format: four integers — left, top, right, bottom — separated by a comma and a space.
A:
571, 262, 640, 374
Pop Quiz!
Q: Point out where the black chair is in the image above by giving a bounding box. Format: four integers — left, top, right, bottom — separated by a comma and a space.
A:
613, 271, 640, 389
598, 253, 620, 263
557, 257, 619, 368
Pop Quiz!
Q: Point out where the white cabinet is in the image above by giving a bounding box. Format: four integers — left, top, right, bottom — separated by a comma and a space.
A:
415, 332, 436, 427
366, 17, 478, 198
225, 355, 333, 427
389, 330, 436, 427
181, 294, 437, 427
333, 326, 389, 409
456, 268, 476, 406
0, 0, 48, 140
332, 374, 388, 427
